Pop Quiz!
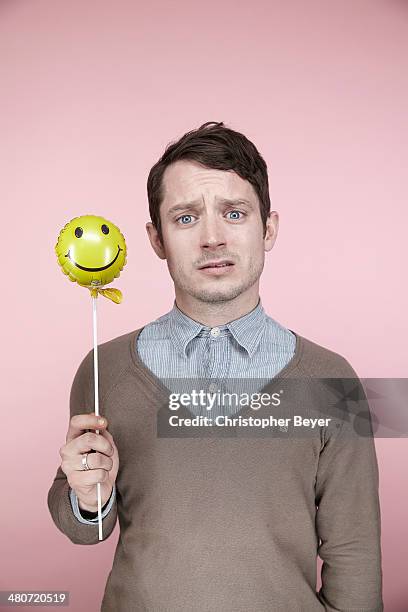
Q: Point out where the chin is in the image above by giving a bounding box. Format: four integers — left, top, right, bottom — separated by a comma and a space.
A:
189, 285, 244, 304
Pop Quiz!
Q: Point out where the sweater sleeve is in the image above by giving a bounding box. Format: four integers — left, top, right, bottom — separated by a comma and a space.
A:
69, 483, 116, 524
47, 349, 118, 545
315, 365, 383, 611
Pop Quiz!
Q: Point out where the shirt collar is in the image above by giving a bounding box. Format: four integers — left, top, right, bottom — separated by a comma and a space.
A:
167, 298, 267, 358
227, 298, 267, 357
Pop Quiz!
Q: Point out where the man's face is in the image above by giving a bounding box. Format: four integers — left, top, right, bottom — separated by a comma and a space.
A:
146, 159, 278, 305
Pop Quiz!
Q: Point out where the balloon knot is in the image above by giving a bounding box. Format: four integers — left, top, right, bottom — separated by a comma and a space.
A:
89, 287, 123, 303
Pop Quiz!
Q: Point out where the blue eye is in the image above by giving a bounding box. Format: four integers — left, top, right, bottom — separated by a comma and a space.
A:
177, 215, 194, 224
227, 210, 243, 220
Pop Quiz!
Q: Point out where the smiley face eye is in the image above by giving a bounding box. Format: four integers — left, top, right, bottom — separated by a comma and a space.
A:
75, 227, 83, 238
101, 224, 109, 235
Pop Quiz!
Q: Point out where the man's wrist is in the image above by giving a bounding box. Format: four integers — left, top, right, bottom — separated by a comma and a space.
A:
79, 506, 99, 519
77, 487, 114, 514
78, 500, 99, 513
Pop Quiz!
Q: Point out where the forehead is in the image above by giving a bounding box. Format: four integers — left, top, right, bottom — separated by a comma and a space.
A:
161, 159, 257, 205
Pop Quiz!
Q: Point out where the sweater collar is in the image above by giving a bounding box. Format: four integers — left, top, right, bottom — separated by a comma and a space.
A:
167, 298, 267, 358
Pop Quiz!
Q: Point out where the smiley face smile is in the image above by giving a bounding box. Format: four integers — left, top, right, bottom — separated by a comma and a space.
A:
65, 245, 123, 272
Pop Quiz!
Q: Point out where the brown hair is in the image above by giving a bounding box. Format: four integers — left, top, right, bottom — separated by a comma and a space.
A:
147, 121, 271, 242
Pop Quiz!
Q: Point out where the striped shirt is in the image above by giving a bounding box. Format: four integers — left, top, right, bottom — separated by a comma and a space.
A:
137, 298, 296, 417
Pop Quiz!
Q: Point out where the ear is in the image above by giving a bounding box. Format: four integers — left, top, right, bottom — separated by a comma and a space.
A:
146, 222, 166, 260
264, 211, 279, 252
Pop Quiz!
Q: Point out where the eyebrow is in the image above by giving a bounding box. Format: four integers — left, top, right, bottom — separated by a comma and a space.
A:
166, 198, 254, 216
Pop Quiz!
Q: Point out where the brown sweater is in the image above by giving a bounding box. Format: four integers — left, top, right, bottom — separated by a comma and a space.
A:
47, 327, 383, 611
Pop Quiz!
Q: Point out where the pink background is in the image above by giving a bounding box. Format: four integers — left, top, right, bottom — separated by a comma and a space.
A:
1, 0, 407, 609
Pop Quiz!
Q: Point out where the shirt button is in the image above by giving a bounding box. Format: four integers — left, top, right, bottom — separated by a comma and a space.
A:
208, 382, 218, 393
210, 327, 220, 337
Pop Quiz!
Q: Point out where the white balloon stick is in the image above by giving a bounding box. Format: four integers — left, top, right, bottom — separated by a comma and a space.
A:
92, 294, 103, 541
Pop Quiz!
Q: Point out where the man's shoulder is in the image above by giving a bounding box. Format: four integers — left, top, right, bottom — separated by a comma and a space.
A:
297, 332, 360, 379
76, 327, 144, 394
99, 327, 140, 352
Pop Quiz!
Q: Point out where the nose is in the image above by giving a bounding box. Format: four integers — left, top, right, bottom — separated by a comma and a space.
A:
199, 214, 226, 250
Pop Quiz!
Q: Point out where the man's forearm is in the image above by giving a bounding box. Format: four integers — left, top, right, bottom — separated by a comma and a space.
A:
315, 394, 383, 610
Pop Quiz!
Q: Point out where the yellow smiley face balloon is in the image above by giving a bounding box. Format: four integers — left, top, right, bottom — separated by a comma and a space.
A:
55, 215, 127, 289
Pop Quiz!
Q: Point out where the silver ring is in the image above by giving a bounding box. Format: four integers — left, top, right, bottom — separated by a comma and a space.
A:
81, 452, 91, 471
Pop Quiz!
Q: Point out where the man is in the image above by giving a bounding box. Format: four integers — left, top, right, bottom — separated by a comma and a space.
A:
48, 121, 383, 611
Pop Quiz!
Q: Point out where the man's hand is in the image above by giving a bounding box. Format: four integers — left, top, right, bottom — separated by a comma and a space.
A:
59, 413, 119, 512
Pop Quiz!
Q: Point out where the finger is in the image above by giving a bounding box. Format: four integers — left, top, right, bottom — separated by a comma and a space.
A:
70, 468, 110, 489
77, 451, 113, 472
66, 413, 108, 443
61, 452, 113, 475
75, 431, 114, 456
100, 428, 117, 452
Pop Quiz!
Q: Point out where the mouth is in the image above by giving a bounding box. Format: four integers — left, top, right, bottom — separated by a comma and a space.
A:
197, 260, 235, 275
65, 245, 123, 272
198, 259, 234, 270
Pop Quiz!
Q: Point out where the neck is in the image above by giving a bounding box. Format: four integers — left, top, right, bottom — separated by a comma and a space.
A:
174, 286, 261, 327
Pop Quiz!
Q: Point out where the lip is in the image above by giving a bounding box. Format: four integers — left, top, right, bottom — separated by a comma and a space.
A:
198, 260, 235, 275
198, 259, 234, 269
